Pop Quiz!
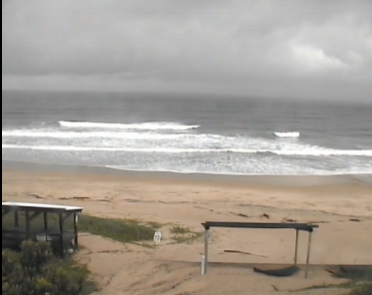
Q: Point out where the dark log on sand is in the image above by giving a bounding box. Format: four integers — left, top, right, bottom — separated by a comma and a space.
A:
253, 265, 299, 277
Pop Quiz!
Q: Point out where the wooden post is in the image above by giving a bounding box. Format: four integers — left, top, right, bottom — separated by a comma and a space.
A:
305, 231, 313, 278
59, 213, 64, 257
294, 229, 299, 265
43, 213, 48, 233
73, 213, 78, 248
14, 211, 19, 230
203, 228, 209, 275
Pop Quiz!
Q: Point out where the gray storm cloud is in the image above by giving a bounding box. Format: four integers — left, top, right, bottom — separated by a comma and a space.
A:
2, 0, 372, 99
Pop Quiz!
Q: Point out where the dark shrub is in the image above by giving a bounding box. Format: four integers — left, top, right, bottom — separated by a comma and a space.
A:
20, 240, 53, 272
349, 283, 372, 295
2, 241, 95, 295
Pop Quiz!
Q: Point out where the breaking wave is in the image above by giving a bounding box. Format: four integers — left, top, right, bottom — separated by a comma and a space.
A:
274, 132, 300, 138
3, 144, 372, 157
59, 121, 199, 131
2, 130, 189, 140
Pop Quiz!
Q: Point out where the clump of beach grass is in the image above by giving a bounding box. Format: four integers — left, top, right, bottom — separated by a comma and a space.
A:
78, 215, 156, 243
349, 282, 372, 295
169, 225, 203, 244
340, 266, 372, 295
170, 225, 193, 235
290, 266, 372, 294
147, 221, 163, 230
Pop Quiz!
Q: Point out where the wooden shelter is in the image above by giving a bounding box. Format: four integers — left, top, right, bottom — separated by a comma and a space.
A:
201, 221, 319, 278
2, 202, 83, 256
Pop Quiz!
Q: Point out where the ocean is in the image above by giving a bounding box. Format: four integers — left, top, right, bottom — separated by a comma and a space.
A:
2, 90, 372, 175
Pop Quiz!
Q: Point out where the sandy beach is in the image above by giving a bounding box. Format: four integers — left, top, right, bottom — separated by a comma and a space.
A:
2, 163, 372, 295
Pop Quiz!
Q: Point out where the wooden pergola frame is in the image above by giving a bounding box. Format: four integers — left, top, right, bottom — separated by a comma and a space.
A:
201, 221, 319, 278
2, 202, 83, 257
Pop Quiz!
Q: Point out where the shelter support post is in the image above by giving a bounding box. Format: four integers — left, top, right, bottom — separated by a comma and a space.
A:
43, 213, 48, 232
73, 213, 78, 248
305, 231, 313, 279
294, 229, 299, 265
203, 228, 209, 275
14, 211, 19, 230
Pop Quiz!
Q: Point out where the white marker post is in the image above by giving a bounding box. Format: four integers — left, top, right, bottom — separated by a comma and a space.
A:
153, 231, 162, 248
201, 255, 206, 275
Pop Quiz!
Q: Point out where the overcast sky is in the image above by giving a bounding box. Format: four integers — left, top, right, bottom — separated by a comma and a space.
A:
2, 0, 372, 100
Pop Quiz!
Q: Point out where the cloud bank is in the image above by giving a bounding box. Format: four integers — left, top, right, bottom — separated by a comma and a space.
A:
2, 0, 372, 100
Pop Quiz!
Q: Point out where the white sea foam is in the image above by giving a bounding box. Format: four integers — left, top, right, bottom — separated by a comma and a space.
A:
59, 121, 199, 131
2, 130, 189, 140
1, 144, 255, 153
3, 144, 372, 157
274, 132, 300, 138
273, 149, 372, 157
104, 165, 372, 176
3, 124, 372, 158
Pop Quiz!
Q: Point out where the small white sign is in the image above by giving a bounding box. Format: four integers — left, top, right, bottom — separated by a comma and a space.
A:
153, 231, 162, 246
